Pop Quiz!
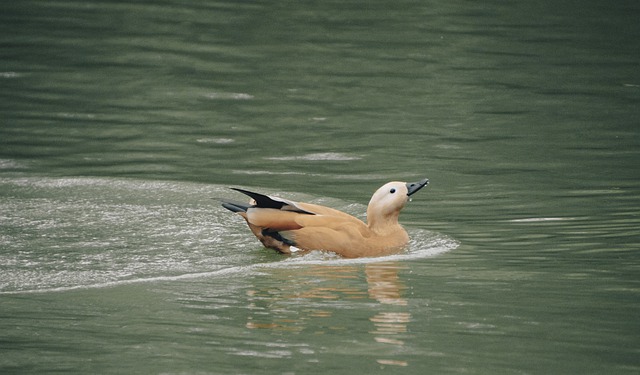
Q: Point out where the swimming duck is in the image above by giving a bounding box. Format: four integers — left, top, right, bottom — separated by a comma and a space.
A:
221, 179, 429, 258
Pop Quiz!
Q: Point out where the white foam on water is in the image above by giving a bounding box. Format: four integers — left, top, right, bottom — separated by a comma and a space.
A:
510, 217, 573, 222
1, 230, 457, 295
266, 152, 362, 161
0, 177, 457, 295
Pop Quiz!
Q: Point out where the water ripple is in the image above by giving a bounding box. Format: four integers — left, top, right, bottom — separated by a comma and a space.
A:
0, 177, 456, 294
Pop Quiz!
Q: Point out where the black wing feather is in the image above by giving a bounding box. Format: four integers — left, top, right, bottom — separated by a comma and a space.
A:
231, 188, 285, 209
229, 188, 315, 215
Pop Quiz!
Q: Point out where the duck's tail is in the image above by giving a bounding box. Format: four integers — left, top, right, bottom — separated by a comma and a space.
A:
221, 199, 252, 213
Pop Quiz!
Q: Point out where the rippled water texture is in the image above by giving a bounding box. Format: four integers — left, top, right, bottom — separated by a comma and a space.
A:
0, 177, 456, 293
1, 0, 639, 373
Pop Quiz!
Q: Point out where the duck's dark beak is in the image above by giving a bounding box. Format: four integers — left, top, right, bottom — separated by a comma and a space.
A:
406, 178, 429, 196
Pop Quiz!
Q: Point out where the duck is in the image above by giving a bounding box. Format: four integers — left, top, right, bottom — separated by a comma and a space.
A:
221, 178, 429, 258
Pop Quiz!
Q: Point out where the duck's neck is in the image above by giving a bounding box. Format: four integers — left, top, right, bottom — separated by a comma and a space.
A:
367, 210, 402, 235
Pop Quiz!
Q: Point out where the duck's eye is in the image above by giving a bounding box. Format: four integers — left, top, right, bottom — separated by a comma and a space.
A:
390, 188, 396, 194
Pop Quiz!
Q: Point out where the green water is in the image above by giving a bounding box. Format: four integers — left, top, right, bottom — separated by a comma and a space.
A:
1, 0, 639, 373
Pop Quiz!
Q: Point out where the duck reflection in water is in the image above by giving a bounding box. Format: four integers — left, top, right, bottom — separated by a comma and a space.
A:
245, 261, 411, 367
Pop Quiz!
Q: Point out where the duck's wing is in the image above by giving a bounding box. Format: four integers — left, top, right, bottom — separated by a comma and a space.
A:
280, 215, 376, 257
233, 189, 365, 231
247, 207, 371, 250
295, 202, 363, 221
230, 188, 316, 215
223, 187, 372, 255
225, 188, 361, 219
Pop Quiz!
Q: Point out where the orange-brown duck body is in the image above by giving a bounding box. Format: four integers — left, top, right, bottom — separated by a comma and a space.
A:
221, 179, 429, 258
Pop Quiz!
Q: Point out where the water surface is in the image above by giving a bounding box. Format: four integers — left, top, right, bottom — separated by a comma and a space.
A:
1, 0, 639, 373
